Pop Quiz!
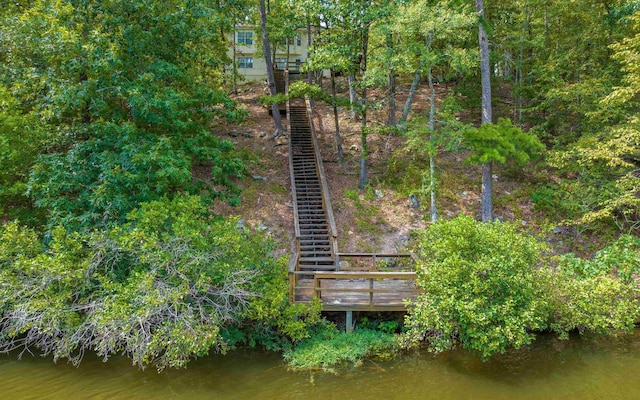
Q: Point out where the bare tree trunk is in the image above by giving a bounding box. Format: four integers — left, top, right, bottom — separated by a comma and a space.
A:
387, 33, 396, 126
359, 33, 369, 190
429, 67, 438, 224
286, 38, 290, 69
400, 65, 421, 126
388, 70, 396, 126
426, 33, 437, 224
232, 24, 237, 95
259, 0, 284, 136
348, 72, 357, 120
331, 69, 343, 161
476, 0, 493, 222
307, 20, 313, 84
516, 7, 530, 128
359, 107, 368, 189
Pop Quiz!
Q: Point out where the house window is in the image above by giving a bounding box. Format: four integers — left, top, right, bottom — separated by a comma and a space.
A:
275, 57, 288, 69
237, 57, 253, 69
295, 34, 302, 46
237, 31, 253, 45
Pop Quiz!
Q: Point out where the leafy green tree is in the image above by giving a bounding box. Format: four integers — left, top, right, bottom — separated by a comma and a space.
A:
461, 118, 544, 219
464, 117, 545, 166
0, 85, 51, 223
547, 10, 640, 233
394, 0, 476, 222
308, 0, 392, 188
1, 1, 245, 231
484, 0, 637, 142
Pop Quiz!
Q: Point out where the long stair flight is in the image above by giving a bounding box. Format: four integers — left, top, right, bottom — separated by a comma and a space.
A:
276, 67, 419, 314
288, 101, 337, 272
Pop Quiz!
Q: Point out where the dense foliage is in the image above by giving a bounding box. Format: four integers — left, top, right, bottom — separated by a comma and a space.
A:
544, 235, 640, 338
0, 1, 323, 369
1, 0, 246, 230
0, 196, 320, 370
405, 217, 640, 359
405, 216, 548, 359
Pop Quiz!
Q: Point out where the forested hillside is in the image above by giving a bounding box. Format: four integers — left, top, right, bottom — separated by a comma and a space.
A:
1, 0, 639, 370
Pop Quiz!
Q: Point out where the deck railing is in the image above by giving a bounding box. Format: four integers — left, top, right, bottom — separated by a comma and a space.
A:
305, 97, 338, 269
285, 69, 301, 258
311, 271, 419, 311
275, 61, 305, 72
336, 252, 416, 271
289, 253, 420, 310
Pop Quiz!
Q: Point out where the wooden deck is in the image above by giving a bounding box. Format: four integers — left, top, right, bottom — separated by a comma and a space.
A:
289, 252, 420, 311
292, 272, 420, 311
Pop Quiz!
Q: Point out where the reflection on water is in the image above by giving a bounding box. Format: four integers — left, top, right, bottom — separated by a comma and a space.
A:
2, 332, 640, 399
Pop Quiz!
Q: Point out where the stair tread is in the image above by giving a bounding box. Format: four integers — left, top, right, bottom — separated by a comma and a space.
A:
300, 259, 334, 263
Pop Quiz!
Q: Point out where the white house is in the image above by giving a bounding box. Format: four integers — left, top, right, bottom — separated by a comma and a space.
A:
228, 25, 310, 82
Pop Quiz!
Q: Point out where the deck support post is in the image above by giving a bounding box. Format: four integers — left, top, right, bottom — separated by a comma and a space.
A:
346, 310, 354, 333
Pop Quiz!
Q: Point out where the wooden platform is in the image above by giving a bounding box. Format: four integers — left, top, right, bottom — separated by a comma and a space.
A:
292, 272, 420, 311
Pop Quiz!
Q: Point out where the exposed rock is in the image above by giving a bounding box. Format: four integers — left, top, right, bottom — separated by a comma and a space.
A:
460, 191, 469, 199
382, 257, 395, 265
399, 235, 410, 246
256, 222, 273, 234
236, 219, 246, 231
259, 131, 267, 138
374, 189, 384, 199
409, 194, 420, 209
492, 174, 498, 181
243, 132, 253, 138
275, 136, 288, 146
252, 175, 268, 181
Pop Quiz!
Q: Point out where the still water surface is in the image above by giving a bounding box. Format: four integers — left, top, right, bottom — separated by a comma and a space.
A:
2, 332, 640, 400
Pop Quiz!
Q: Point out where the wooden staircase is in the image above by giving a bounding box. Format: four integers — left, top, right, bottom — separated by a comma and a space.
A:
288, 102, 337, 272
281, 68, 419, 314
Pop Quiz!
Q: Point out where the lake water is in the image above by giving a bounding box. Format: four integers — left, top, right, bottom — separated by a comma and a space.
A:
2, 331, 640, 399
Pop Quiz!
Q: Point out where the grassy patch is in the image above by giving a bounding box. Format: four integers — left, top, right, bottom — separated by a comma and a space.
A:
342, 188, 383, 235
379, 151, 426, 196
284, 324, 397, 373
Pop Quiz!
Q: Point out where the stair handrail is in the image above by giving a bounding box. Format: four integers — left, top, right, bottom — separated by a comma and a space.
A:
304, 97, 339, 269
285, 69, 302, 298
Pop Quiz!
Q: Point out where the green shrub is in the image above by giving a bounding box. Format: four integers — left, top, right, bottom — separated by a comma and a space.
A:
542, 268, 639, 339
543, 235, 640, 338
404, 216, 549, 359
0, 196, 320, 370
